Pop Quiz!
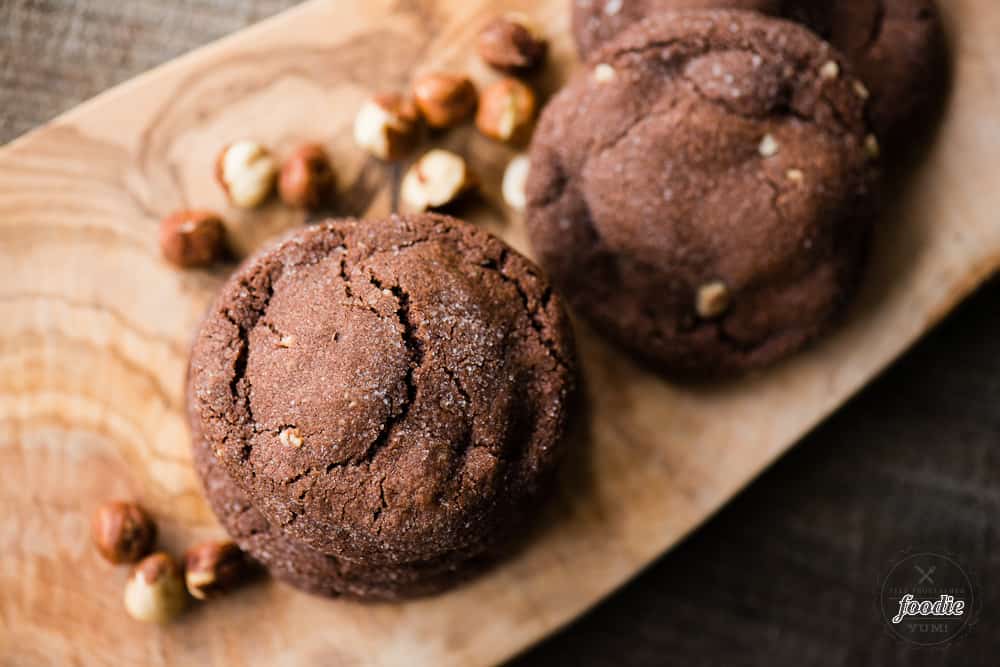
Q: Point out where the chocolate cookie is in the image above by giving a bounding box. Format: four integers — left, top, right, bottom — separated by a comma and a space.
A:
188, 214, 576, 570
527, 11, 879, 376
571, 0, 946, 142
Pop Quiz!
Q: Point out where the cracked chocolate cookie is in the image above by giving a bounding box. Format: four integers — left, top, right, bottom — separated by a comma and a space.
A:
527, 10, 879, 376
188, 214, 576, 578
572, 0, 947, 144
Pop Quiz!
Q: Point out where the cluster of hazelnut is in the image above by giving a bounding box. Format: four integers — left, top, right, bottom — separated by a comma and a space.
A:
353, 13, 544, 213
91, 500, 253, 624
158, 13, 545, 271
159, 141, 336, 269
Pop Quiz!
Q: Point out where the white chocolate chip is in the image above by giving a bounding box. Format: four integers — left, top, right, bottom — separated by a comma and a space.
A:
865, 134, 880, 159
696, 281, 730, 319
279, 427, 303, 448
278, 335, 296, 348
786, 168, 804, 183
593, 63, 616, 83
502, 154, 531, 212
820, 60, 840, 80
853, 80, 870, 100
604, 0, 622, 16
758, 134, 779, 158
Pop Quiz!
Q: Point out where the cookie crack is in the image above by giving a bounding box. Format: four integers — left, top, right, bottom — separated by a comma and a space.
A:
358, 273, 423, 465
480, 249, 569, 370
608, 38, 685, 65
861, 0, 887, 57
221, 275, 277, 461
372, 475, 388, 534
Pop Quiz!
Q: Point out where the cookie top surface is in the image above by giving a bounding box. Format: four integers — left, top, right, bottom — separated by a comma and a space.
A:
188, 214, 576, 563
571, 0, 946, 140
527, 10, 878, 375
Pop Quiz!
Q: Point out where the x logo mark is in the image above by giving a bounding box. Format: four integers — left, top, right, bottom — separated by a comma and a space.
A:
915, 565, 936, 585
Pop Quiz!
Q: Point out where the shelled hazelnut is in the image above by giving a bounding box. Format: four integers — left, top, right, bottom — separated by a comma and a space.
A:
477, 13, 548, 72
184, 540, 252, 600
215, 140, 277, 208
279, 143, 336, 209
696, 281, 731, 319
91, 501, 158, 565
158, 210, 227, 268
400, 149, 477, 212
502, 154, 531, 212
412, 73, 478, 129
123, 552, 188, 623
476, 78, 536, 144
353, 93, 422, 161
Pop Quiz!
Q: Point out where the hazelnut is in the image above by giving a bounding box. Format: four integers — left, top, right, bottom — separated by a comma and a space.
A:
476, 78, 536, 144
865, 134, 881, 159
158, 210, 227, 268
279, 143, 336, 209
593, 63, 616, 83
184, 541, 252, 600
502, 154, 531, 212
91, 501, 157, 565
412, 73, 478, 129
123, 552, 187, 623
279, 427, 303, 448
400, 149, 477, 212
696, 281, 731, 319
215, 140, 277, 208
786, 168, 805, 183
477, 13, 548, 72
353, 93, 422, 161
758, 134, 779, 158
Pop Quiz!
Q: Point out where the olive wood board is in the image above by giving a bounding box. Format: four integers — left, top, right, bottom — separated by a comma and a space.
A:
1, 0, 998, 665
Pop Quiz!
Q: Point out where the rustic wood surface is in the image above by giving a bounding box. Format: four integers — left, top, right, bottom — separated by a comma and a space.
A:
2, 1, 999, 665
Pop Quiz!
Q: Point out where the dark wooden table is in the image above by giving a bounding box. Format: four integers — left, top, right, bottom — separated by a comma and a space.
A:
4, 2, 996, 665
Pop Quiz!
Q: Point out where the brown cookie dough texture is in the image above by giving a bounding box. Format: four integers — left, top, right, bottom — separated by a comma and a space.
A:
571, 0, 947, 142
527, 11, 879, 376
190, 414, 485, 600
187, 214, 576, 598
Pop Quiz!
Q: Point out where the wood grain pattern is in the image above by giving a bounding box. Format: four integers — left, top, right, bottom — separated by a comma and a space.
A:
1, 1, 998, 665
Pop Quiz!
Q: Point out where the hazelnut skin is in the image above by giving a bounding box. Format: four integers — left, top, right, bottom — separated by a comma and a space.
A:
412, 73, 478, 129
184, 541, 252, 600
123, 552, 188, 623
279, 143, 336, 209
91, 501, 157, 565
158, 210, 227, 268
477, 14, 548, 72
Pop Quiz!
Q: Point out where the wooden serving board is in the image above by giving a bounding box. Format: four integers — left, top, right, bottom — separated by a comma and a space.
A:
2, 0, 998, 664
